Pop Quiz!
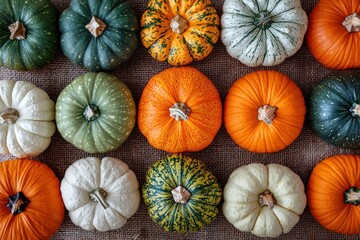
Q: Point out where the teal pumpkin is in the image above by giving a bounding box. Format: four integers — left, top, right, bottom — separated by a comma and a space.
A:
142, 154, 222, 233
55, 72, 136, 153
310, 71, 360, 149
0, 0, 59, 70
60, 0, 139, 71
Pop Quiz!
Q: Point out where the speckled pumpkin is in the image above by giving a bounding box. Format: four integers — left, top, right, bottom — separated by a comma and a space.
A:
143, 154, 222, 233
55, 72, 136, 153
140, 0, 220, 66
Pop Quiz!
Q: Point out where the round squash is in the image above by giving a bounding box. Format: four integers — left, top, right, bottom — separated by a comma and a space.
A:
143, 154, 222, 233
60, 0, 139, 71
221, 0, 307, 67
0, 159, 64, 239
307, 0, 360, 69
308, 155, 360, 234
0, 80, 55, 158
224, 70, 306, 153
223, 163, 306, 238
61, 156, 140, 231
140, 0, 220, 66
309, 71, 360, 149
55, 72, 136, 153
138, 67, 222, 153
0, 0, 59, 70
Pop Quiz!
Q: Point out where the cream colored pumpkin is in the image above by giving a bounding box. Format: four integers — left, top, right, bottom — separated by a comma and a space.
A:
223, 163, 306, 238
0, 80, 55, 158
61, 157, 140, 232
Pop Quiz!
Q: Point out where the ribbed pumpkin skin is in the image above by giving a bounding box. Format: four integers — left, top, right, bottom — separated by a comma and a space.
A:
309, 72, 360, 149
141, 0, 220, 66
60, 0, 139, 71
307, 0, 360, 69
0, 159, 64, 239
55, 72, 136, 153
224, 70, 306, 153
308, 155, 360, 234
0, 0, 59, 70
138, 67, 222, 153
142, 154, 222, 233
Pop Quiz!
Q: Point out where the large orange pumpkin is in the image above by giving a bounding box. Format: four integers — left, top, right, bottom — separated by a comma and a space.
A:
138, 67, 222, 153
0, 159, 64, 239
307, 155, 360, 234
307, 0, 360, 69
224, 70, 306, 153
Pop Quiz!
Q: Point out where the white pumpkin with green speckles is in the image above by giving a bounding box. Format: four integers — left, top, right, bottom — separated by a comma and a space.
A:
221, 0, 308, 67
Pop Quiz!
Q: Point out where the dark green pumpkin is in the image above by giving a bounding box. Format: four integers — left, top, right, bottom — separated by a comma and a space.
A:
0, 0, 59, 70
143, 154, 222, 233
60, 0, 139, 71
310, 71, 360, 149
55, 72, 136, 153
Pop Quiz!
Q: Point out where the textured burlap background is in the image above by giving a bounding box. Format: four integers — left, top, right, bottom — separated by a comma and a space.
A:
1, 0, 360, 239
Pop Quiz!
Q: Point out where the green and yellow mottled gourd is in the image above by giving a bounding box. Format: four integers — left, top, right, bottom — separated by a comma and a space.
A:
143, 154, 222, 233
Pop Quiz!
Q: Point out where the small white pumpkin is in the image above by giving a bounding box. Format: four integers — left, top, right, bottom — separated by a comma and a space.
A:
223, 163, 306, 238
221, 0, 308, 67
0, 80, 55, 158
61, 157, 140, 232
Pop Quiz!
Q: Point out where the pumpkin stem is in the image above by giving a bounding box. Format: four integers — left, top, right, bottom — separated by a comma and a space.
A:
254, 11, 272, 29
344, 186, 360, 205
86, 16, 107, 37
258, 104, 277, 125
259, 190, 276, 209
342, 13, 360, 32
90, 188, 109, 210
8, 21, 26, 40
83, 104, 100, 121
169, 102, 191, 121
171, 186, 191, 204
170, 15, 188, 34
350, 103, 360, 117
6, 192, 30, 215
0, 108, 19, 124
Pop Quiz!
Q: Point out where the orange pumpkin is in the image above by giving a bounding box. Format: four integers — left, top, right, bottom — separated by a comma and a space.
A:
307, 0, 360, 69
307, 155, 360, 234
140, 0, 220, 66
138, 67, 222, 153
224, 70, 306, 153
0, 159, 64, 239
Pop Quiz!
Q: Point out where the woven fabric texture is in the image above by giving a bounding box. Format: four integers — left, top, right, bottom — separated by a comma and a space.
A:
1, 0, 360, 239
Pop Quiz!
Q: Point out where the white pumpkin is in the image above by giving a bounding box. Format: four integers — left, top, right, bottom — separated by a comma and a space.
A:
0, 80, 55, 158
221, 0, 308, 67
61, 157, 140, 232
223, 163, 306, 238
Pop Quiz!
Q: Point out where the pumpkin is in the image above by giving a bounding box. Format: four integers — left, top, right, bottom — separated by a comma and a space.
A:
224, 70, 306, 153
0, 0, 59, 70
307, 155, 360, 234
0, 159, 64, 239
307, 0, 360, 69
55, 72, 136, 153
309, 71, 360, 149
61, 156, 140, 231
143, 154, 222, 233
140, 0, 220, 66
60, 0, 139, 71
0, 80, 55, 158
138, 67, 222, 153
223, 163, 306, 238
221, 0, 307, 67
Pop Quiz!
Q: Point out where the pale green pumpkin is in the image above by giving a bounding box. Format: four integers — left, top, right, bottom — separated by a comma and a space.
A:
55, 72, 136, 153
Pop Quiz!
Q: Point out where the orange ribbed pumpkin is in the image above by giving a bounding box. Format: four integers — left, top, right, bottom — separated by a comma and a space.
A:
224, 70, 306, 153
307, 0, 360, 69
138, 67, 222, 153
0, 159, 64, 239
308, 155, 360, 234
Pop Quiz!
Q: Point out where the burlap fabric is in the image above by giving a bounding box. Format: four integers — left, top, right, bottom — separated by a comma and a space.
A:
1, 0, 360, 239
